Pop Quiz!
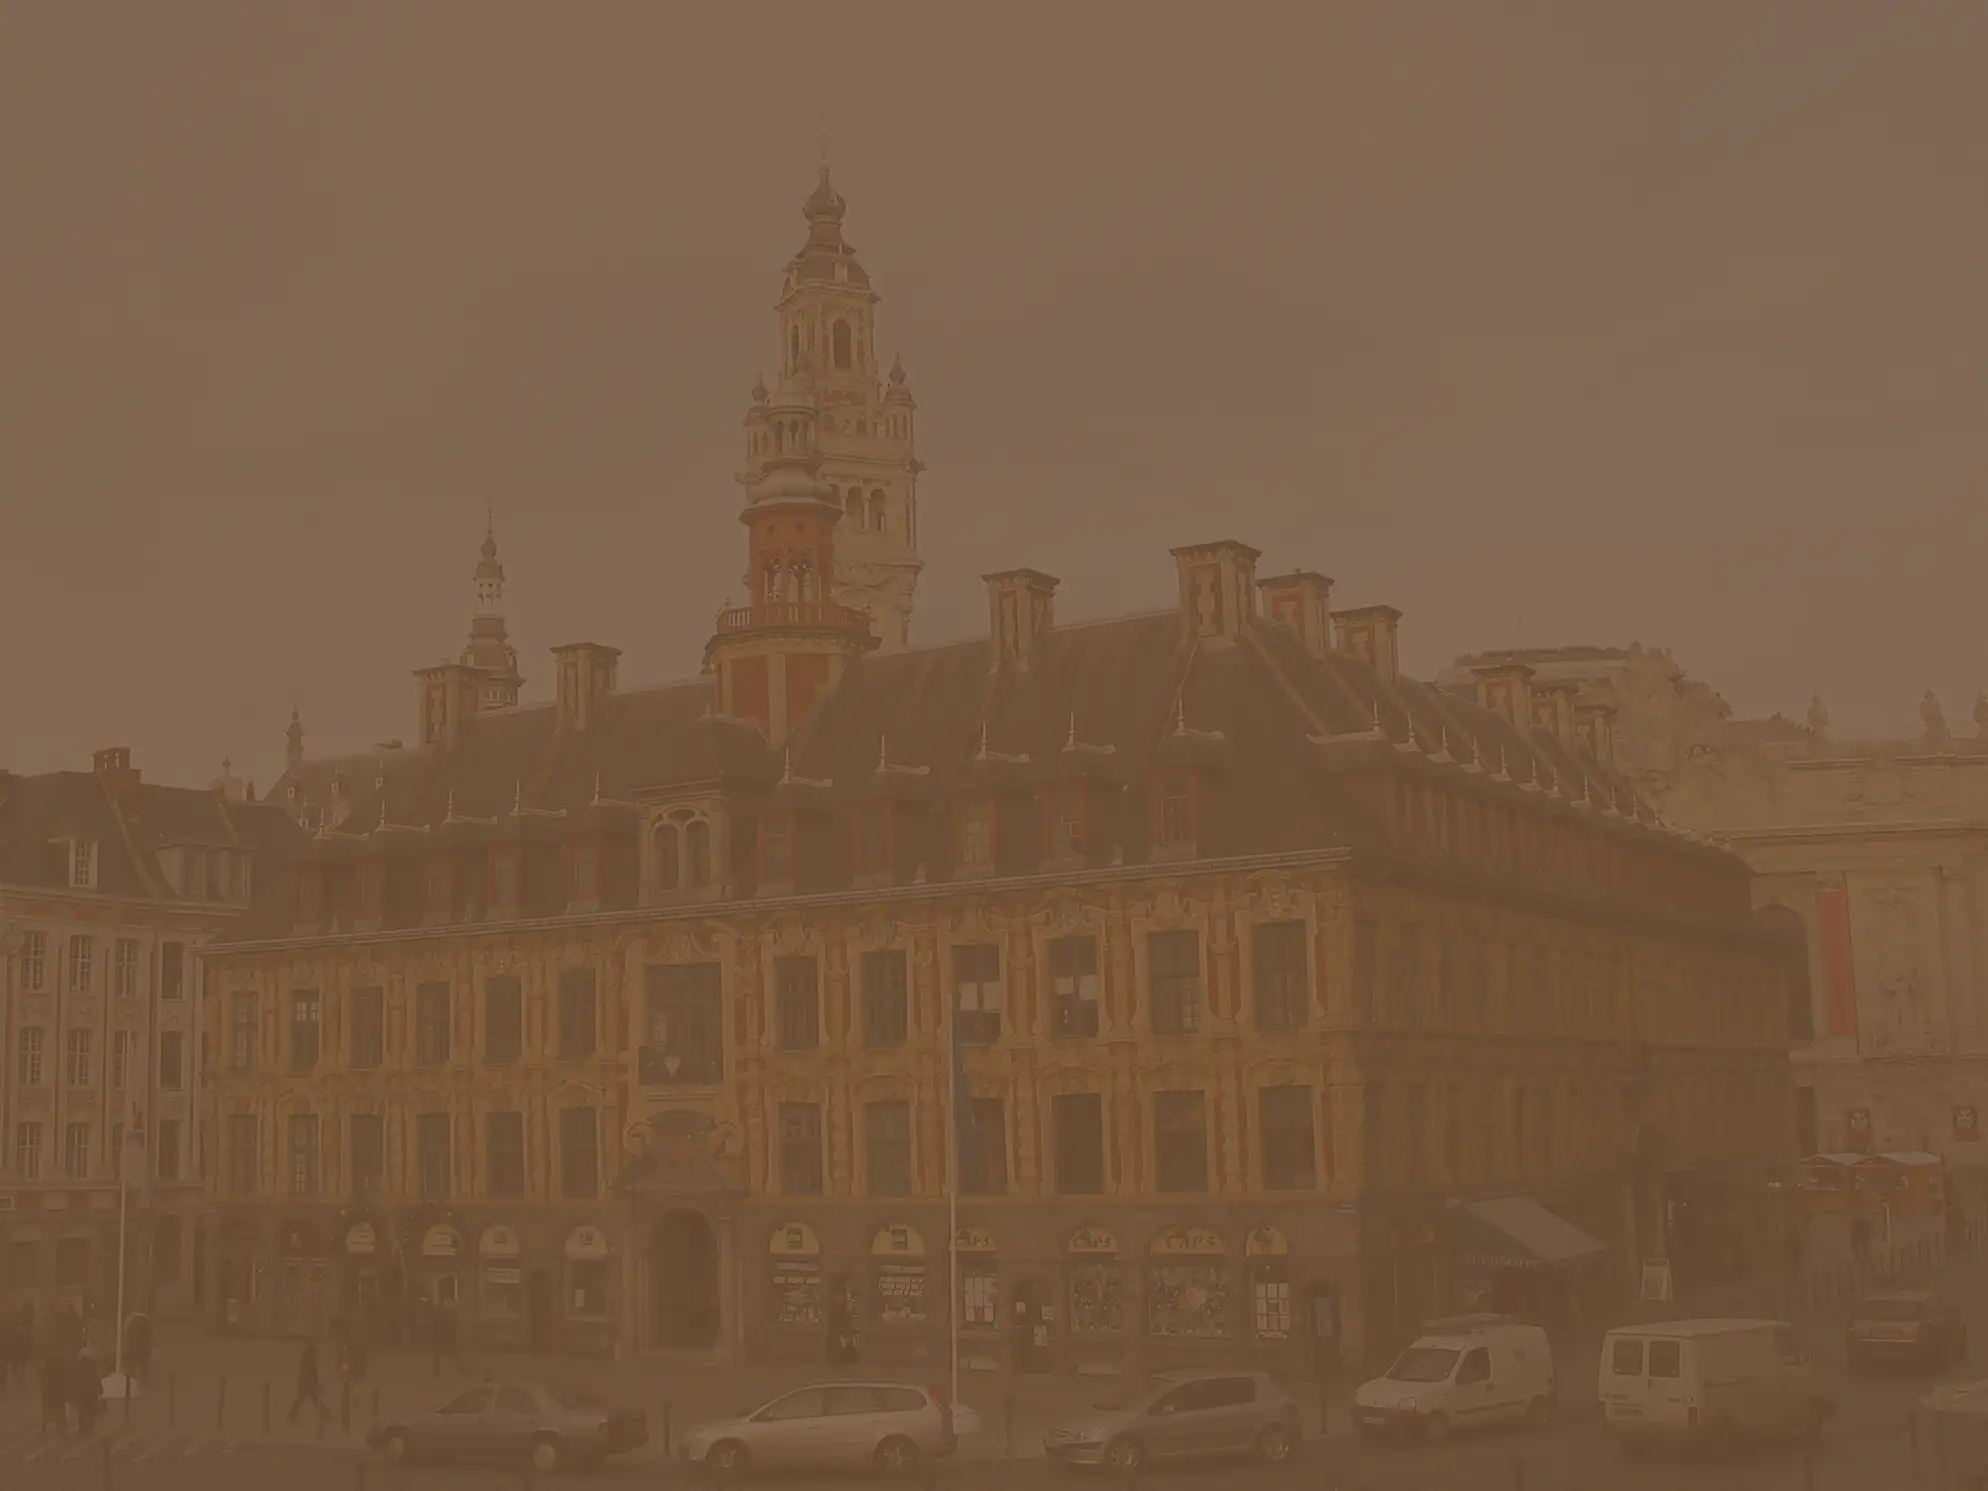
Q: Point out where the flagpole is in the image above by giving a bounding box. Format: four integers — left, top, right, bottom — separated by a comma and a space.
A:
947, 1001, 960, 1412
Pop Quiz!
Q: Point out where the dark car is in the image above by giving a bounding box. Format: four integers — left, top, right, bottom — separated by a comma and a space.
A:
1847, 1291, 1967, 1371
368, 1381, 646, 1470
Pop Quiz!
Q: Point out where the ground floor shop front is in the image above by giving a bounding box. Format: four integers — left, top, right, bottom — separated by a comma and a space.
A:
0, 1183, 205, 1326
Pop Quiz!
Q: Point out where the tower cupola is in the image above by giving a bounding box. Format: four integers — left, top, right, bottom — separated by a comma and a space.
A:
461, 520, 524, 708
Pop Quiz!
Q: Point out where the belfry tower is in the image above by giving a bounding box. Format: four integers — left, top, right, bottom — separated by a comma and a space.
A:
741, 167, 923, 650
461, 522, 523, 708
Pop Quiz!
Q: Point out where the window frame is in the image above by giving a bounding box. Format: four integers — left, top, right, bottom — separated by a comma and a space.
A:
1147, 929, 1203, 1035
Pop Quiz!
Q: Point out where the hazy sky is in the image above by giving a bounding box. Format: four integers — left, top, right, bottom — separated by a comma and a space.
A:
3, 2, 1985, 788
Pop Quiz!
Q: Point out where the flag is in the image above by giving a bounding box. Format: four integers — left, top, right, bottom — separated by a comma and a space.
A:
121, 1102, 150, 1189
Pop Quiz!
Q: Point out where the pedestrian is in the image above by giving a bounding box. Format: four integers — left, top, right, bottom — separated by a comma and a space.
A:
289, 1340, 330, 1427
38, 1353, 66, 1437
70, 1353, 103, 1438
123, 1312, 153, 1385
429, 1300, 467, 1378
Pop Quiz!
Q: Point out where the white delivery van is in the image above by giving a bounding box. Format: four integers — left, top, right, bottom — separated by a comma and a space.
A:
1599, 1319, 1833, 1451
1355, 1315, 1555, 1444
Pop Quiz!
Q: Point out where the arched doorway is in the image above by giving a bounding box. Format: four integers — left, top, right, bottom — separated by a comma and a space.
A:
653, 1211, 719, 1350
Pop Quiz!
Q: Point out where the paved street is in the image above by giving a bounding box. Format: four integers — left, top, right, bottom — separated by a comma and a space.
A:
0, 1222, 1969, 1491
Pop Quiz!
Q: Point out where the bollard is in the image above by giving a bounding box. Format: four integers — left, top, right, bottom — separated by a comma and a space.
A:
263, 1379, 272, 1437
217, 1377, 227, 1431
662, 1402, 672, 1456
1005, 1396, 1016, 1457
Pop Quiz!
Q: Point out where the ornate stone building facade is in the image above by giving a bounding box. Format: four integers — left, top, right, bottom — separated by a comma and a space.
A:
196, 179, 1794, 1374
0, 750, 299, 1320
1444, 645, 1988, 1197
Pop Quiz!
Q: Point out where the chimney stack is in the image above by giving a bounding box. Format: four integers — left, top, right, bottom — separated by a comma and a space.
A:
93, 747, 142, 815
983, 569, 1058, 671
1171, 540, 1261, 646
1472, 660, 1536, 733
1333, 606, 1403, 685
414, 662, 482, 750
553, 642, 622, 732
1257, 571, 1334, 658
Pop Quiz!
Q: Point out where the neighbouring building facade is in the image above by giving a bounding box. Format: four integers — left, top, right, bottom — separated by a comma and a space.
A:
0, 750, 300, 1321
1444, 645, 1988, 1203
195, 177, 1798, 1375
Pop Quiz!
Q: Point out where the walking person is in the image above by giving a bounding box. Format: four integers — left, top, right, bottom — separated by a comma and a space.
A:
288, 1340, 330, 1429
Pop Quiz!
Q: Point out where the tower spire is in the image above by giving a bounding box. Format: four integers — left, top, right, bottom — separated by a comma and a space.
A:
462, 516, 523, 708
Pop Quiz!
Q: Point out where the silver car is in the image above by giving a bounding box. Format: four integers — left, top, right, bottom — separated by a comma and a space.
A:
1043, 1369, 1301, 1473
679, 1381, 956, 1479
368, 1381, 647, 1471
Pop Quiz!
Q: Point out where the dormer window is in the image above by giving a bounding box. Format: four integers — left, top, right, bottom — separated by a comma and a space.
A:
651, 809, 716, 897
1046, 784, 1084, 860
566, 840, 599, 906
759, 812, 795, 886
68, 839, 98, 890
1157, 775, 1195, 850
958, 796, 993, 870
856, 804, 892, 879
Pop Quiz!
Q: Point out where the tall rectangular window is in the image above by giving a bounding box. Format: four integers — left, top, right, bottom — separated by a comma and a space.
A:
865, 1100, 912, 1197
350, 987, 384, 1069
779, 1103, 823, 1196
1252, 921, 1308, 1032
18, 1029, 45, 1086
226, 1114, 257, 1195
350, 1114, 385, 1194
16, 1122, 45, 1180
155, 1119, 181, 1182
418, 1112, 451, 1200
69, 839, 97, 887
290, 990, 321, 1072
230, 993, 258, 1070
558, 969, 598, 1059
288, 1114, 319, 1196
1260, 1085, 1317, 1190
115, 939, 140, 998
1148, 930, 1202, 1035
959, 798, 992, 866
1153, 1090, 1209, 1193
861, 950, 909, 1049
20, 931, 46, 992
953, 944, 1004, 1045
641, 963, 724, 1084
111, 1030, 132, 1089
560, 1107, 599, 1199
486, 1111, 525, 1197
65, 1122, 90, 1180
65, 1030, 93, 1087
964, 1097, 1008, 1195
1051, 1093, 1105, 1195
158, 1031, 184, 1090
1158, 777, 1193, 847
416, 983, 451, 1066
67, 935, 93, 993
160, 941, 184, 1000
774, 957, 820, 1051
1049, 936, 1100, 1038
484, 977, 522, 1065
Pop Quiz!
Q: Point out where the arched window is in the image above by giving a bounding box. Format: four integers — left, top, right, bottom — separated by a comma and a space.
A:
833, 320, 852, 370
846, 490, 866, 530
870, 491, 887, 534
654, 823, 680, 892
685, 821, 711, 888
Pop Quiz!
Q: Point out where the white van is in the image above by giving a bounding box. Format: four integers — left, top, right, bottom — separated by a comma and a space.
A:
1355, 1315, 1555, 1444
1599, 1319, 1833, 1451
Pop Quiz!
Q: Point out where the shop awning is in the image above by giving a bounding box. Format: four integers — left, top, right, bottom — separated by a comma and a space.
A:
1455, 1196, 1606, 1271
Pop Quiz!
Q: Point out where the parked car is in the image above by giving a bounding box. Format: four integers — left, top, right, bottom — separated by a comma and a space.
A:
1600, 1319, 1832, 1452
1848, 1290, 1968, 1371
1355, 1316, 1554, 1444
1041, 1368, 1301, 1473
678, 1381, 955, 1479
368, 1381, 646, 1471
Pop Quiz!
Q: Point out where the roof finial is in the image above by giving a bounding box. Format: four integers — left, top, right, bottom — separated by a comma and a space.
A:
877, 734, 889, 773
1371, 701, 1384, 737
591, 771, 603, 807
780, 747, 794, 785
1065, 712, 1077, 751
512, 781, 522, 815
1173, 694, 1187, 737
974, 721, 989, 762
445, 789, 455, 822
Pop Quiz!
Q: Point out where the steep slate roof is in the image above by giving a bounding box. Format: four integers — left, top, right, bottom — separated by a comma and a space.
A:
0, 766, 304, 899
256, 603, 1658, 874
